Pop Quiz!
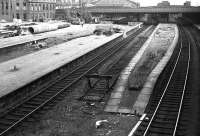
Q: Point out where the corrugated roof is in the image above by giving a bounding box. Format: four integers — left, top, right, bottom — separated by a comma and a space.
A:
92, 0, 139, 8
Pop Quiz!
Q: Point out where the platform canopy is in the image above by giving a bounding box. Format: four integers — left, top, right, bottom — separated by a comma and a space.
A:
91, 0, 140, 8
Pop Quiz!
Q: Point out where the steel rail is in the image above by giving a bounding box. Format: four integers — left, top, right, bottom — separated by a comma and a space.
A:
143, 27, 190, 136
173, 28, 191, 136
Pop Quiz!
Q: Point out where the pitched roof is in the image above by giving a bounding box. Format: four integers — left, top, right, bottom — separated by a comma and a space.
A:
92, 0, 139, 8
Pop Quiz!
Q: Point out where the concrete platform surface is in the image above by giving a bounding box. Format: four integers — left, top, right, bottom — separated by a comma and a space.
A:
0, 24, 137, 49
0, 33, 121, 98
105, 24, 178, 114
0, 24, 96, 49
104, 24, 158, 113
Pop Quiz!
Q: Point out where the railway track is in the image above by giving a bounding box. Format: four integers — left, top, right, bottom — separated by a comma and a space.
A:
133, 26, 191, 136
0, 26, 147, 136
81, 27, 152, 102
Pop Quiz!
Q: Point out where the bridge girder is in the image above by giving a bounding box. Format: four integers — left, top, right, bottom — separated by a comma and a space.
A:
88, 7, 200, 13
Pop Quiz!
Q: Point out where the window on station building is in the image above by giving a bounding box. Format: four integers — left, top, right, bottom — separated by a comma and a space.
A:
16, 13, 20, 19
33, 5, 36, 10
23, 2, 26, 10
39, 4, 41, 11
16, 2, 19, 10
32, 14, 34, 21
6, 2, 8, 9
48, 4, 50, 10
35, 4, 38, 11
31, 4, 33, 11
1, 2, 3, 8
23, 13, 27, 20
1, 2, 4, 15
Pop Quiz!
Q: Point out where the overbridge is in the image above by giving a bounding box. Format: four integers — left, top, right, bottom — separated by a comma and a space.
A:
87, 6, 200, 13
87, 6, 200, 24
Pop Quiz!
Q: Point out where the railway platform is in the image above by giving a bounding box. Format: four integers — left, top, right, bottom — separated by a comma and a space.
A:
105, 24, 179, 115
0, 25, 96, 50
0, 34, 121, 98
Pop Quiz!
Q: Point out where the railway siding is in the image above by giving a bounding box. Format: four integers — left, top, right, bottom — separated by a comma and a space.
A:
132, 24, 179, 115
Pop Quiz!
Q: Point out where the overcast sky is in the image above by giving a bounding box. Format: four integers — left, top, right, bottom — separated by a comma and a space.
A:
132, 0, 200, 6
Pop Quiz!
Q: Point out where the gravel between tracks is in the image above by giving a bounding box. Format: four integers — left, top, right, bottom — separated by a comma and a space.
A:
9, 79, 138, 136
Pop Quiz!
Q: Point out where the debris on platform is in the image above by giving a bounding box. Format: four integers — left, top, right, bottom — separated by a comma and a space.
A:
10, 65, 19, 72
94, 24, 115, 36
106, 130, 112, 135
86, 102, 95, 106
95, 120, 109, 129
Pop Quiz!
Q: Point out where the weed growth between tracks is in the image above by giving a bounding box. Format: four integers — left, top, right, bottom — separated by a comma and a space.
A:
128, 25, 176, 90
10, 80, 138, 136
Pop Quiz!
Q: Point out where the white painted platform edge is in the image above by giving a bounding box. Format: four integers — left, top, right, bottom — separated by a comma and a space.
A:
194, 24, 200, 30
128, 114, 147, 136
133, 24, 179, 114
138, 25, 153, 37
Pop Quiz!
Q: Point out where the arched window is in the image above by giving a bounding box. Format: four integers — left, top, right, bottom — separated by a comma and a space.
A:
2, 2, 4, 9
6, 2, 8, 9
46, 4, 48, 10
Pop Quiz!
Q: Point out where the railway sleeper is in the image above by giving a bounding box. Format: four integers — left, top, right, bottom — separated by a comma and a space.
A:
0, 123, 11, 130
0, 119, 14, 126
48, 86, 67, 90
4, 115, 19, 121
157, 111, 179, 117
25, 101, 42, 105
158, 106, 179, 111
162, 99, 182, 103
151, 123, 175, 129
155, 116, 177, 122
148, 127, 173, 135
153, 119, 175, 125
9, 112, 26, 117
21, 104, 38, 108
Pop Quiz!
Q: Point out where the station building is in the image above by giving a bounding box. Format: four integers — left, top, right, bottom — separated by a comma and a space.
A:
0, 0, 56, 22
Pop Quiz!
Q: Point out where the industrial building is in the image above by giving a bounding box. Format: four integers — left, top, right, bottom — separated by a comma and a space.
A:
0, 0, 56, 22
